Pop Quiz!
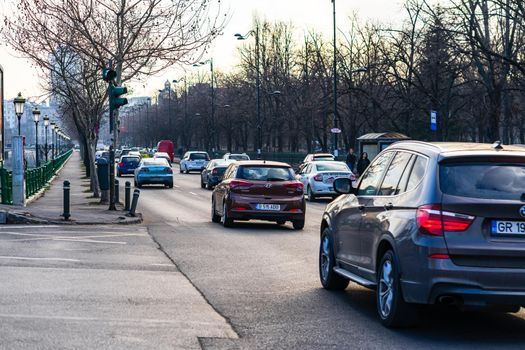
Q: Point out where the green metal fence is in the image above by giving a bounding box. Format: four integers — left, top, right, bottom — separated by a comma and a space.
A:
0, 150, 73, 204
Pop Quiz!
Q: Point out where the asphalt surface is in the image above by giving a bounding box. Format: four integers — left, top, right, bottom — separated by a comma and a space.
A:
132, 167, 525, 349
0, 224, 235, 349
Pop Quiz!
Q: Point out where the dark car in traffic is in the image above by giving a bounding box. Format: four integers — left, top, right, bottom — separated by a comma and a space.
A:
319, 141, 525, 327
117, 155, 140, 176
211, 161, 305, 229
201, 159, 233, 189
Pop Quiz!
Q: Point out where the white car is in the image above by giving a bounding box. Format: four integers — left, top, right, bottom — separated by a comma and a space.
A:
223, 153, 250, 161
180, 151, 210, 174
154, 151, 172, 165
296, 161, 356, 201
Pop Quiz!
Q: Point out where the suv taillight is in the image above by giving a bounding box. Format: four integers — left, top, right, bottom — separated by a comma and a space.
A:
417, 204, 475, 236
212, 168, 218, 175
119, 162, 124, 168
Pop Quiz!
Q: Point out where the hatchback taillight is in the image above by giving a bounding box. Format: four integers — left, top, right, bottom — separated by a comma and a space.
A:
119, 162, 124, 168
313, 174, 323, 182
230, 179, 253, 188
165, 167, 173, 173
212, 168, 218, 175
417, 204, 475, 236
284, 181, 304, 192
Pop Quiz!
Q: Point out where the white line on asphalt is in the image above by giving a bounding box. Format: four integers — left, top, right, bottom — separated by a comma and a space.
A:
150, 263, 174, 267
189, 192, 198, 196
52, 238, 127, 245
0, 256, 81, 262
173, 184, 180, 188
0, 225, 61, 229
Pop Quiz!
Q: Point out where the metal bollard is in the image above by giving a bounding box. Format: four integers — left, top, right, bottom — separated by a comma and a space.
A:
114, 179, 120, 205
125, 181, 131, 211
62, 180, 71, 220
129, 189, 140, 217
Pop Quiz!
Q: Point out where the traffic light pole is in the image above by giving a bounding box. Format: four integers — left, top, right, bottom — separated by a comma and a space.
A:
109, 102, 117, 211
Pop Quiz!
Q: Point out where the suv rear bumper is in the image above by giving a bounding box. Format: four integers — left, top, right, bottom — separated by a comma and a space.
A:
229, 208, 305, 222
401, 258, 525, 306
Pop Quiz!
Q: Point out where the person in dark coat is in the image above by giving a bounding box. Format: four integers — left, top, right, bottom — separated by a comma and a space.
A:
357, 152, 370, 175
345, 148, 357, 172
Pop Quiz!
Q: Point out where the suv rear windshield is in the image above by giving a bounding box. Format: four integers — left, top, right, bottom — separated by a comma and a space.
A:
190, 153, 209, 160
237, 166, 294, 181
440, 159, 525, 200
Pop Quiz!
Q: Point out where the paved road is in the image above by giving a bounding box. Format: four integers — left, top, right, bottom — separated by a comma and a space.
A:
0, 224, 235, 349
131, 167, 525, 349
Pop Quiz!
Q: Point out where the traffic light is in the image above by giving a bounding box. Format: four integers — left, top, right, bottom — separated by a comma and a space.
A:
109, 84, 128, 110
102, 68, 117, 82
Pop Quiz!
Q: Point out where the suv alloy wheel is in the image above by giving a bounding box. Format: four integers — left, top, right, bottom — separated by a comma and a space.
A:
377, 250, 419, 327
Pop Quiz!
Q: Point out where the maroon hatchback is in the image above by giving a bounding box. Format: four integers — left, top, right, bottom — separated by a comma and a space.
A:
211, 161, 306, 229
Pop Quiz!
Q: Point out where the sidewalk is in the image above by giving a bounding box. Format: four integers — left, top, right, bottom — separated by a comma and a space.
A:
2, 151, 141, 225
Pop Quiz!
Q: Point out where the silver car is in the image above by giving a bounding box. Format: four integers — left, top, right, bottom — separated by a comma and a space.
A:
296, 161, 356, 201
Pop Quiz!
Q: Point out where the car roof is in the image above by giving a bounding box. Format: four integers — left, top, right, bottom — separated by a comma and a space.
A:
388, 141, 525, 158
234, 160, 291, 167
309, 160, 347, 164
142, 159, 168, 164
155, 152, 169, 156
187, 151, 208, 154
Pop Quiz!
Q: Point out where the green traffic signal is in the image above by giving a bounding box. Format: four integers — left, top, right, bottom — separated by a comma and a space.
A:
102, 68, 117, 82
109, 85, 128, 110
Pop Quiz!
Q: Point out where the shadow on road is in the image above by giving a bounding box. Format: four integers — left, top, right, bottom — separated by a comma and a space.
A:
327, 285, 525, 346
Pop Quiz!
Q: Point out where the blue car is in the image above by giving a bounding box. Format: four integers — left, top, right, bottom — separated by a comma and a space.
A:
117, 155, 140, 176
134, 158, 173, 188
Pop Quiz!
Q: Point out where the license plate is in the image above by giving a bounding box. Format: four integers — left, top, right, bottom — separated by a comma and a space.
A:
491, 221, 525, 235
255, 204, 280, 211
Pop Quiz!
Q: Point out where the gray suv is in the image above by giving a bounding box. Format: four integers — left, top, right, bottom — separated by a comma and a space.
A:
319, 141, 525, 327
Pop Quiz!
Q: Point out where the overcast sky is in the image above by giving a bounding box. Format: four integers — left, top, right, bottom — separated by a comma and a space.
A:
0, 0, 408, 100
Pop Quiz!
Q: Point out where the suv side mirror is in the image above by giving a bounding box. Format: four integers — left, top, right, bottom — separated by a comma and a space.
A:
334, 178, 355, 195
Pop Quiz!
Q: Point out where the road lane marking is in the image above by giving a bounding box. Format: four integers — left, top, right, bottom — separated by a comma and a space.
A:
0, 256, 81, 262
150, 263, 174, 267
0, 225, 61, 229
189, 192, 198, 196
52, 238, 127, 245
173, 185, 180, 188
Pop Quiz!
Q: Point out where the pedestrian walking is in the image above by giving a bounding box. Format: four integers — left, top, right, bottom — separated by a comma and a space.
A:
357, 152, 370, 176
345, 148, 357, 172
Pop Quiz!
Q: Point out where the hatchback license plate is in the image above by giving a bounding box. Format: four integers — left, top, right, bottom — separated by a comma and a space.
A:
256, 204, 280, 211
491, 221, 525, 235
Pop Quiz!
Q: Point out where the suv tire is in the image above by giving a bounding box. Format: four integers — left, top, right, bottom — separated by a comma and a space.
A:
319, 229, 349, 290
377, 250, 419, 328
293, 220, 305, 230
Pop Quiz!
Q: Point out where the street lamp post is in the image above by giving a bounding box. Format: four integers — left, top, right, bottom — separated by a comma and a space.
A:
43, 115, 49, 162
194, 59, 216, 151
174, 78, 189, 150
50, 122, 56, 159
32, 108, 41, 167
13, 92, 26, 136
235, 30, 261, 153
331, 0, 339, 156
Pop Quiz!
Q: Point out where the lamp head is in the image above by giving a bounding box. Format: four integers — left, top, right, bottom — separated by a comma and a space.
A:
13, 92, 26, 116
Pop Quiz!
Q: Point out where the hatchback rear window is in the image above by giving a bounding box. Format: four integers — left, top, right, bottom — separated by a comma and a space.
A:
214, 167, 227, 176
190, 153, 209, 160
440, 161, 525, 200
237, 166, 294, 181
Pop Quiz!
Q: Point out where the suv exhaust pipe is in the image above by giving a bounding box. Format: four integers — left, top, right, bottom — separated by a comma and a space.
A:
438, 295, 461, 306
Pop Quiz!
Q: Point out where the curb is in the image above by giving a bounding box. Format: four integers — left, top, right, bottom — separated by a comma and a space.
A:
5, 211, 143, 225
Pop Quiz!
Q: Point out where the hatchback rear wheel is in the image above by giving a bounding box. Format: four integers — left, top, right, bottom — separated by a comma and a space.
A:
222, 202, 234, 227
211, 198, 221, 223
377, 250, 419, 328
